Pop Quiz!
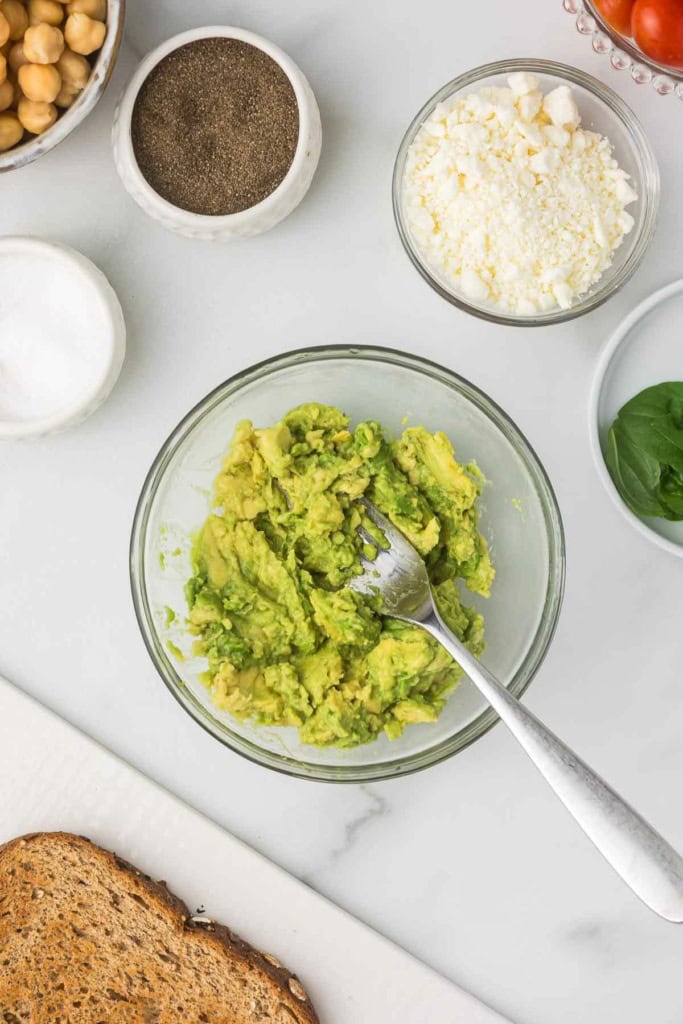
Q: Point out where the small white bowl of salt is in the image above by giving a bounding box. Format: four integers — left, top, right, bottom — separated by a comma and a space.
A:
0, 238, 126, 440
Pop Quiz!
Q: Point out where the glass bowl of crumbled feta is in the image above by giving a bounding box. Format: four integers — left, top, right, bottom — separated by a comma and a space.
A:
393, 58, 659, 326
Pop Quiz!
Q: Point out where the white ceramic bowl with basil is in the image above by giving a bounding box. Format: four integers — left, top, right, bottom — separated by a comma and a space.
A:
590, 280, 683, 557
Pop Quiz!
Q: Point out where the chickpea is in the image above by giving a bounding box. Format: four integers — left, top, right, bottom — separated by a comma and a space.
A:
64, 12, 104, 55
1, 0, 28, 41
54, 78, 77, 106
67, 0, 105, 18
23, 23, 64, 63
0, 10, 10, 48
56, 45, 87, 88
28, 0, 65, 25
0, 76, 12, 110
8, 40, 27, 72
0, 110, 22, 149
17, 95, 56, 132
18, 62, 61, 102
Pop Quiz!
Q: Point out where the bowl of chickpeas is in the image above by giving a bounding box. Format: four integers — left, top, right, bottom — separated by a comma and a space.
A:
0, 0, 124, 170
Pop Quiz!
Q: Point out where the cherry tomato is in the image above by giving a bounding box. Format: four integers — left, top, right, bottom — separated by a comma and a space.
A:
595, 0, 635, 35
632, 0, 683, 68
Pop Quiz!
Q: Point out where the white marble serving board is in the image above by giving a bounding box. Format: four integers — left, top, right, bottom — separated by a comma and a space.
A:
0, 676, 510, 1024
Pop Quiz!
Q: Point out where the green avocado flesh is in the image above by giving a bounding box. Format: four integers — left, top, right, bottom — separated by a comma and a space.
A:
184, 403, 495, 748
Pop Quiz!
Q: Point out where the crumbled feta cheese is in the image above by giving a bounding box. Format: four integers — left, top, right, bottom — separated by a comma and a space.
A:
543, 125, 570, 148
461, 269, 490, 302
518, 91, 543, 123
402, 76, 638, 315
529, 147, 561, 176
508, 72, 540, 96
553, 282, 575, 309
542, 85, 580, 129
614, 174, 638, 205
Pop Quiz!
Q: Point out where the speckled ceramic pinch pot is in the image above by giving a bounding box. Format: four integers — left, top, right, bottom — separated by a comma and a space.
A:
112, 26, 322, 240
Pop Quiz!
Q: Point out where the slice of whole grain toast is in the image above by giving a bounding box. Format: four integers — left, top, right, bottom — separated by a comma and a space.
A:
0, 832, 320, 1024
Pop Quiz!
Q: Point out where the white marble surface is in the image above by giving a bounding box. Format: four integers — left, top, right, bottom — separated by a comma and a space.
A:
1, 2, 683, 1022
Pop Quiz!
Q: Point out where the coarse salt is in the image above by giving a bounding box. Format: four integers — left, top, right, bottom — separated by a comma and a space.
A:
402, 75, 638, 315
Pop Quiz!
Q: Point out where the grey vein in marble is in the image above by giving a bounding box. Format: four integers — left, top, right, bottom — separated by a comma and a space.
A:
303, 786, 389, 885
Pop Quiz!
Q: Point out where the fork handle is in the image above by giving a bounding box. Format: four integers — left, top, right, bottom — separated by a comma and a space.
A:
422, 610, 683, 923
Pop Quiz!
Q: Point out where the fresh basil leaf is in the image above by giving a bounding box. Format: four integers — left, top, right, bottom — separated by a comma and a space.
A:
620, 415, 683, 473
659, 495, 683, 519
607, 382, 683, 523
607, 422, 666, 518
620, 381, 683, 420
651, 416, 683, 458
659, 467, 683, 519
605, 425, 628, 493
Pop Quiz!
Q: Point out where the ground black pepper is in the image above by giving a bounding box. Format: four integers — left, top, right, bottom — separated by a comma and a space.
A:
131, 38, 300, 216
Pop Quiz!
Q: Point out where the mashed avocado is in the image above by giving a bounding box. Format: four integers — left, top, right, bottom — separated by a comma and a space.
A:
185, 403, 494, 748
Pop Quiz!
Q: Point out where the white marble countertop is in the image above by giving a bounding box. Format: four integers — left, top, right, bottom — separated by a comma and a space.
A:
2, 2, 683, 1021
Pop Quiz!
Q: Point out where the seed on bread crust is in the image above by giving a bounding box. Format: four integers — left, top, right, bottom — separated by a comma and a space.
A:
289, 977, 308, 1001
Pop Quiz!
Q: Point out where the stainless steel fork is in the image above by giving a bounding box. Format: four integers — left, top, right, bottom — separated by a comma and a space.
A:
351, 500, 683, 923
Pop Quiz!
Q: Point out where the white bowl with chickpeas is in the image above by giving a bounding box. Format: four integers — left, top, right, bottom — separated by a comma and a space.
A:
0, 0, 124, 169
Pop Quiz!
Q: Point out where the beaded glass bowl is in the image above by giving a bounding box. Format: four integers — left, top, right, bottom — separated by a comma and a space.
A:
562, 0, 683, 99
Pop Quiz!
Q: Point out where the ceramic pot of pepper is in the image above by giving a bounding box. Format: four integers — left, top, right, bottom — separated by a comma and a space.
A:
112, 25, 322, 239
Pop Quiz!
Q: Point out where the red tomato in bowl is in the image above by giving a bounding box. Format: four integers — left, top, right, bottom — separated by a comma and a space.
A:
595, 0, 635, 35
632, 0, 683, 67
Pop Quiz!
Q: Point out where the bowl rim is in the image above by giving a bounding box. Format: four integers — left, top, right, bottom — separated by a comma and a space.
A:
392, 57, 660, 328
112, 24, 318, 228
130, 345, 566, 782
0, 0, 125, 174
588, 278, 683, 558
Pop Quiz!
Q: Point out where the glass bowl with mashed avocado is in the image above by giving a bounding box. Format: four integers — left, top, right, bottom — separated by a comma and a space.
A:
131, 347, 565, 782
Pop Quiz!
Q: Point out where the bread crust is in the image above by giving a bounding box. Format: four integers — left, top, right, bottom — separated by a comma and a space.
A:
0, 832, 320, 1024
